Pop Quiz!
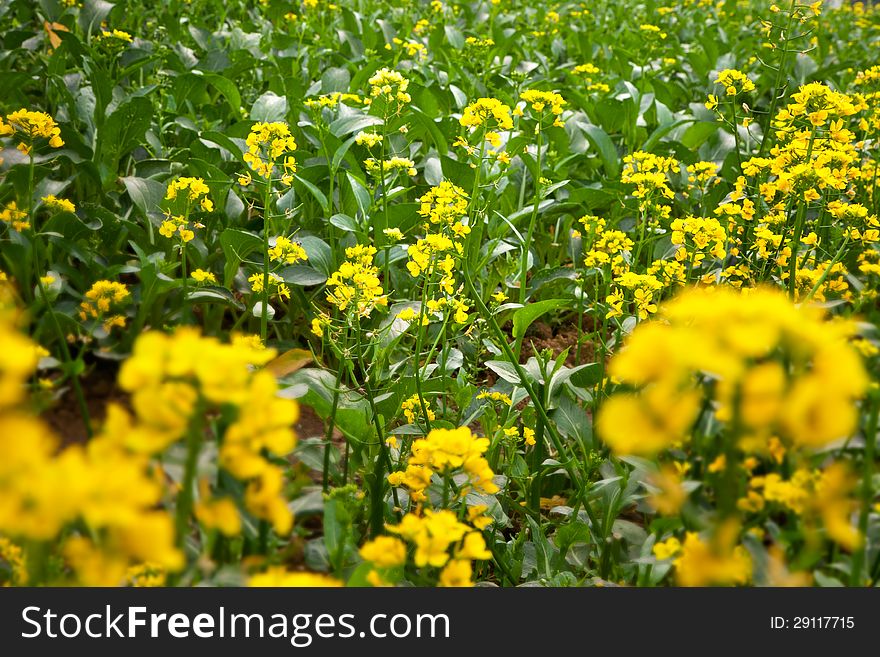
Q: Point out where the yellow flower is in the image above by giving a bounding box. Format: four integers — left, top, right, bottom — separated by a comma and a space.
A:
249, 567, 342, 587
5, 109, 64, 148
244, 122, 297, 180
439, 559, 472, 587
190, 269, 217, 284
41, 195, 76, 213
674, 529, 752, 587
268, 236, 308, 264
460, 97, 513, 132
360, 535, 407, 567
652, 536, 681, 560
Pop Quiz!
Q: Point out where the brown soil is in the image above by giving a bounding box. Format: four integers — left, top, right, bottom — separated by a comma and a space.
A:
295, 402, 331, 440
43, 358, 127, 444
520, 320, 597, 367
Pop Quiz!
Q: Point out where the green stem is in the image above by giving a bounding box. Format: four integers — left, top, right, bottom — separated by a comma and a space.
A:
463, 268, 586, 498
412, 259, 434, 433
260, 180, 272, 343
180, 242, 190, 324
27, 150, 92, 436
518, 125, 544, 305
758, 0, 798, 157
175, 408, 203, 558
353, 319, 399, 535
322, 345, 346, 492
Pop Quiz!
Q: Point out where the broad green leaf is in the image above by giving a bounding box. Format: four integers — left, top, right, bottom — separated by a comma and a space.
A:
280, 264, 327, 286
203, 73, 242, 112
294, 174, 330, 214
250, 91, 288, 122
581, 124, 620, 178
121, 176, 165, 217
219, 228, 262, 287
512, 299, 567, 339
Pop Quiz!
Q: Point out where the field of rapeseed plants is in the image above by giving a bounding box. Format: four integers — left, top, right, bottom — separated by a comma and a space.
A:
2, 0, 880, 589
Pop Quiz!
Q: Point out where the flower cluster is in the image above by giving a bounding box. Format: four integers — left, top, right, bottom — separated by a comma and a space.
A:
325, 244, 387, 317
364, 156, 417, 179
118, 328, 299, 535
3, 109, 64, 153
518, 89, 566, 127
77, 280, 130, 331
387, 426, 499, 504
381, 510, 492, 586
0, 286, 183, 585
243, 122, 298, 182
597, 286, 867, 456
459, 98, 514, 133
367, 68, 411, 109
268, 236, 308, 264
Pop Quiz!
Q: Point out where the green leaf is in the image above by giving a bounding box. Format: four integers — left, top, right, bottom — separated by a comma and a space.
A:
203, 73, 242, 113
219, 228, 262, 287
485, 360, 527, 385
121, 176, 164, 217
321, 67, 351, 94
294, 174, 330, 214
280, 265, 327, 286
581, 124, 620, 178
681, 121, 720, 149
329, 213, 358, 233
512, 299, 567, 340
299, 235, 333, 275
569, 362, 604, 388
187, 287, 243, 309
200, 131, 244, 160
328, 114, 384, 139
641, 118, 695, 151
551, 397, 593, 449
100, 96, 152, 164
554, 522, 592, 553
250, 91, 288, 122
444, 25, 465, 49
78, 0, 114, 35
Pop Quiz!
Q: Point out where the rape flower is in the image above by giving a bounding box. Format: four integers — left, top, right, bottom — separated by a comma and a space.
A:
652, 536, 682, 560
249, 272, 290, 301
389, 427, 499, 499
5, 109, 64, 151
190, 269, 217, 284
41, 195, 75, 213
244, 122, 297, 182
355, 131, 383, 148
325, 245, 387, 317
159, 215, 196, 243
249, 568, 342, 587
364, 156, 416, 178
519, 89, 566, 127
78, 280, 130, 331
0, 201, 30, 231
439, 559, 472, 587
268, 236, 308, 264
714, 69, 756, 96
460, 98, 513, 132
368, 68, 411, 106
673, 528, 752, 586
596, 287, 867, 455
360, 535, 407, 568
401, 394, 435, 424
195, 479, 241, 537
165, 177, 213, 212
476, 390, 512, 405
